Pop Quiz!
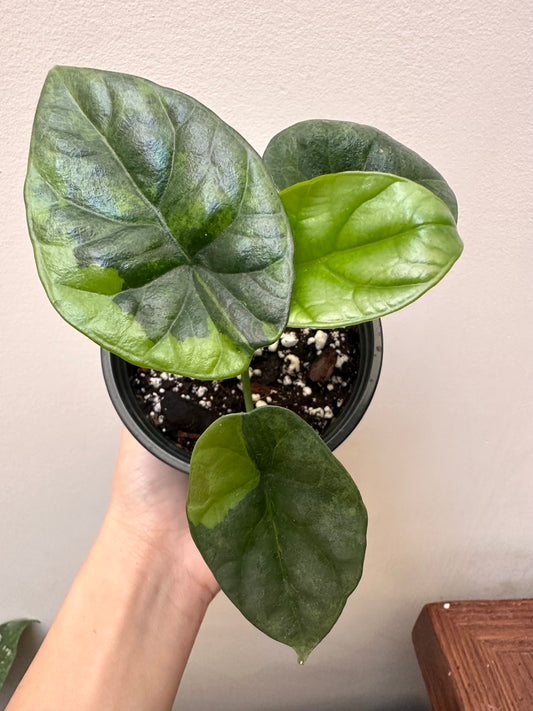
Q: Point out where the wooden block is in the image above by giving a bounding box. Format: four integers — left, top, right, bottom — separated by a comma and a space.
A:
412, 599, 533, 710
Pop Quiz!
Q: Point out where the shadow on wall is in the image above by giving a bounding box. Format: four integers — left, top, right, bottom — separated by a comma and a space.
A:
0, 625, 432, 711
249, 701, 430, 711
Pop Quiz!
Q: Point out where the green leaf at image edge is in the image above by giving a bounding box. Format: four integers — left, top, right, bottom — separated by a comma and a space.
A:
25, 66, 293, 379
0, 619, 38, 690
280, 171, 463, 329
187, 407, 367, 662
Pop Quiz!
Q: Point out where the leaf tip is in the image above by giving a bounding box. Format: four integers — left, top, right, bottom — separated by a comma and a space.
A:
294, 645, 313, 665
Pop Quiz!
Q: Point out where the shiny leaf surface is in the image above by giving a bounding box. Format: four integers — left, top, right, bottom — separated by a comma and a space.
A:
264, 119, 458, 220
25, 67, 293, 378
280, 171, 463, 328
187, 406, 367, 661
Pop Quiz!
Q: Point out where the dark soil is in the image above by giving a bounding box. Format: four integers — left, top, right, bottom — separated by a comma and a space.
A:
130, 326, 361, 455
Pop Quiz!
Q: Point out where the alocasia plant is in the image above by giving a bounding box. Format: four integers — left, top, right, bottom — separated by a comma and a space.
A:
25, 66, 462, 662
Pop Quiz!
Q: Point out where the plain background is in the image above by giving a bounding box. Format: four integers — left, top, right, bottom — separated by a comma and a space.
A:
1, 1, 532, 709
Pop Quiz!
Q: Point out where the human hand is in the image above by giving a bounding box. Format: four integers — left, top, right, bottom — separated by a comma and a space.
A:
6, 429, 218, 711
105, 428, 219, 603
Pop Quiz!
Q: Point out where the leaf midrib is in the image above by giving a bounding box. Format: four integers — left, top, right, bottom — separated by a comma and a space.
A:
262, 485, 305, 637
193, 269, 254, 353
256, 471, 347, 646
239, 421, 305, 635
294, 220, 456, 266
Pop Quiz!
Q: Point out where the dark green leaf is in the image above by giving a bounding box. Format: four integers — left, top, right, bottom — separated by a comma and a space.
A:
280, 172, 463, 328
0, 619, 37, 690
25, 67, 293, 378
264, 119, 458, 221
187, 407, 367, 662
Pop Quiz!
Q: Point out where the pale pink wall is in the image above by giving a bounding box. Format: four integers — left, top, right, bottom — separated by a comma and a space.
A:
1, 1, 532, 709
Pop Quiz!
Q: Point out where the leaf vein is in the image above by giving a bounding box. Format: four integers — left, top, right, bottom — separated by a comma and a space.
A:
154, 93, 177, 206
60, 79, 191, 264
34, 168, 158, 228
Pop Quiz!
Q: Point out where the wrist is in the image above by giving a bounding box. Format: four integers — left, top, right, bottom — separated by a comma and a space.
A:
7, 505, 214, 711
99, 510, 217, 609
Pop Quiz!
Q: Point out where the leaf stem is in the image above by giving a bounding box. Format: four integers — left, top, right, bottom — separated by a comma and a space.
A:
240, 368, 254, 413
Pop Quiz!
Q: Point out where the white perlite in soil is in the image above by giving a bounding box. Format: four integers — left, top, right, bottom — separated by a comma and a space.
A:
131, 326, 361, 454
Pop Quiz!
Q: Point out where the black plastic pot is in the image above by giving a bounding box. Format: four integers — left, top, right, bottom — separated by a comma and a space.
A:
101, 320, 383, 472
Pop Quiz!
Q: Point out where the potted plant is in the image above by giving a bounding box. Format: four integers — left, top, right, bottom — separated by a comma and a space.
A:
100, 319, 384, 471
24, 66, 462, 663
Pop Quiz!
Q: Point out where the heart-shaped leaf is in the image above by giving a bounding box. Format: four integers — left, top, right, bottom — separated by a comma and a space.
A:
0, 619, 37, 690
25, 67, 293, 379
187, 406, 367, 662
264, 119, 458, 221
280, 172, 463, 328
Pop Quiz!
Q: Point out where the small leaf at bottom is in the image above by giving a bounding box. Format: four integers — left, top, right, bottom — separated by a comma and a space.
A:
187, 407, 367, 661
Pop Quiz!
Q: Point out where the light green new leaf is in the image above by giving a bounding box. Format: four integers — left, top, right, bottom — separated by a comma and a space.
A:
187, 407, 367, 662
0, 619, 37, 690
263, 119, 458, 220
280, 172, 463, 328
25, 66, 293, 378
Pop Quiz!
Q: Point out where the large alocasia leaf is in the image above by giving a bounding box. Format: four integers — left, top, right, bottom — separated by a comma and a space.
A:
263, 119, 458, 221
280, 171, 463, 328
25, 67, 293, 379
0, 619, 37, 690
187, 406, 367, 662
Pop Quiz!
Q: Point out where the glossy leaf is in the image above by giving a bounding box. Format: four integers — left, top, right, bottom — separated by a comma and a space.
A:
187, 406, 367, 661
280, 172, 463, 328
0, 619, 37, 690
25, 67, 293, 379
264, 119, 458, 221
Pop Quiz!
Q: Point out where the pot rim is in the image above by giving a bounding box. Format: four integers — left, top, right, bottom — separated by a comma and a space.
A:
101, 320, 383, 472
